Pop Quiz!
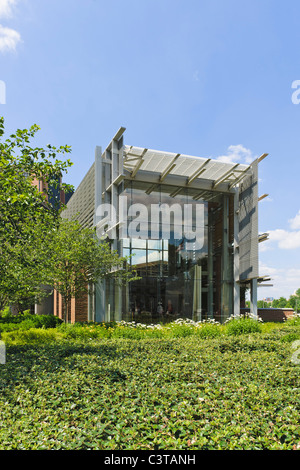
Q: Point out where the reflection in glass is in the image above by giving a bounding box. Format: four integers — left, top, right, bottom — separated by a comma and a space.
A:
131, 249, 147, 266
148, 239, 162, 250
131, 239, 147, 249
118, 182, 234, 324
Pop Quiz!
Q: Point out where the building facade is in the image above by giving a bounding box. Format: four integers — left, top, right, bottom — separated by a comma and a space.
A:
60, 128, 269, 324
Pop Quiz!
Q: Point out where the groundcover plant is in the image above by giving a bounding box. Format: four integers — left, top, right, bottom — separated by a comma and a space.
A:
0, 316, 299, 450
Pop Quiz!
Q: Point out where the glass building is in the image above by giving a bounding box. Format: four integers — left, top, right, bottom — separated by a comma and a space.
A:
62, 127, 269, 324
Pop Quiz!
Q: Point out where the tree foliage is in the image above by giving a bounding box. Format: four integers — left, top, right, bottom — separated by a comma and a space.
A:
254, 289, 300, 311
0, 117, 73, 309
47, 218, 137, 322
0, 117, 137, 316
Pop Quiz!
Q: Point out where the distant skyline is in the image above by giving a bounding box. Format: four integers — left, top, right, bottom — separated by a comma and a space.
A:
1, 0, 299, 300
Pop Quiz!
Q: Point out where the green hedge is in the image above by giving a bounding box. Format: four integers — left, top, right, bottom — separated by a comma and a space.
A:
0, 334, 299, 449
1, 315, 300, 346
0, 312, 63, 335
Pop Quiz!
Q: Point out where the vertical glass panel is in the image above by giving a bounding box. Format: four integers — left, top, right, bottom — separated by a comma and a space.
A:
131, 239, 147, 249
122, 238, 130, 248
118, 182, 235, 324
131, 249, 147, 266
147, 239, 162, 250
147, 249, 162, 263
123, 248, 131, 262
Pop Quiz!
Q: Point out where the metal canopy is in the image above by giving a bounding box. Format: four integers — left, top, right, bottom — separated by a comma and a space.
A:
123, 145, 252, 190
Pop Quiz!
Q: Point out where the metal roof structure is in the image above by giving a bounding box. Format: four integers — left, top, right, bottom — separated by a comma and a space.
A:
122, 144, 265, 192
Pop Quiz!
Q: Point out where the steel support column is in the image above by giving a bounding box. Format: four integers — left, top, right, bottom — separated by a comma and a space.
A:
233, 188, 240, 317
250, 278, 258, 319
221, 194, 231, 322
207, 209, 214, 319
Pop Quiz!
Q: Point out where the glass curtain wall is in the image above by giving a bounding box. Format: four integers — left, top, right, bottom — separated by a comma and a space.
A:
107, 180, 234, 323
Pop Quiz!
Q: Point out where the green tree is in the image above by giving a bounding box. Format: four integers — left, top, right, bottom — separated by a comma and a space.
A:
47, 218, 138, 323
289, 289, 300, 312
0, 225, 56, 311
272, 297, 288, 308
257, 300, 272, 308
0, 117, 73, 310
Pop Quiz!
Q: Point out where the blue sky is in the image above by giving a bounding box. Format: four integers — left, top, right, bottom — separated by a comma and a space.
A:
1, 0, 300, 300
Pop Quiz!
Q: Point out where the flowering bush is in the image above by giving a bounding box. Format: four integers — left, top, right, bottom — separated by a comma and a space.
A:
4, 313, 300, 345
224, 313, 263, 336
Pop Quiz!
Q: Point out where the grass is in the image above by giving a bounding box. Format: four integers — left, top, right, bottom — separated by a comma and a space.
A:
0, 314, 299, 450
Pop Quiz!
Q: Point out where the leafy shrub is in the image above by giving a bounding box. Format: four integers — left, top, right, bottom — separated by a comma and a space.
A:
0, 311, 22, 323
165, 323, 195, 338
286, 314, 300, 326
0, 314, 62, 333
0, 322, 25, 333
58, 323, 109, 340
1, 328, 63, 345
0, 334, 299, 449
110, 325, 146, 339
30, 314, 63, 328
218, 336, 281, 353
0, 306, 12, 319
280, 332, 300, 343
2, 315, 300, 345
196, 323, 222, 339
225, 315, 263, 336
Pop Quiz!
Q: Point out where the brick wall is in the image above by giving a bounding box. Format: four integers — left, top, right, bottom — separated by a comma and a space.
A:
74, 294, 89, 323
241, 308, 295, 323
53, 288, 89, 323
